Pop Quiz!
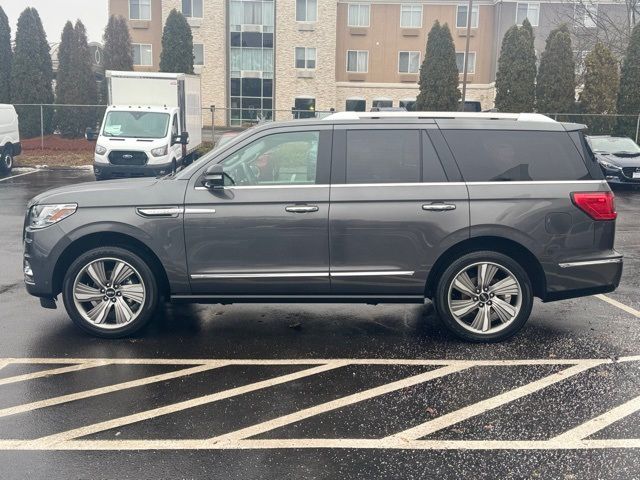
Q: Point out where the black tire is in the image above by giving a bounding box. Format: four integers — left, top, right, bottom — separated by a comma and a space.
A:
62, 246, 159, 338
171, 159, 177, 173
434, 250, 533, 343
0, 146, 13, 174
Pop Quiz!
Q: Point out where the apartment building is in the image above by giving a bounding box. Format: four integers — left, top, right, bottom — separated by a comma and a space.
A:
109, 0, 626, 123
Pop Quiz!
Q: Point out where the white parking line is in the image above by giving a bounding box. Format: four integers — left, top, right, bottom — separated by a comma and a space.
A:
0, 363, 227, 419
0, 361, 107, 386
32, 362, 348, 447
596, 294, 640, 318
386, 361, 605, 441
0, 169, 38, 182
211, 364, 469, 443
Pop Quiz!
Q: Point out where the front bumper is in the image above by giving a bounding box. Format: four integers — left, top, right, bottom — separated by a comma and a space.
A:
601, 166, 640, 184
543, 252, 623, 302
23, 222, 69, 299
93, 161, 173, 180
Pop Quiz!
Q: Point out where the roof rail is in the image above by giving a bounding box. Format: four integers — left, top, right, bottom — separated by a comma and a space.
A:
323, 111, 556, 123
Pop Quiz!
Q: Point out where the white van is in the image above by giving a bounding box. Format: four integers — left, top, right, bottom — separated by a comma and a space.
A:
0, 104, 20, 174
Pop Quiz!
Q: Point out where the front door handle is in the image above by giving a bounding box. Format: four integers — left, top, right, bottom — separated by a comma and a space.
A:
285, 205, 319, 213
422, 203, 456, 212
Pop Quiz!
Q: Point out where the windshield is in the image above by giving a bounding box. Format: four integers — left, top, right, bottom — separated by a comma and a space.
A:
102, 111, 170, 139
589, 136, 640, 154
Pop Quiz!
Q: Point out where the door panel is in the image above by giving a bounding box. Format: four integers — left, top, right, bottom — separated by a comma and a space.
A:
184, 127, 332, 295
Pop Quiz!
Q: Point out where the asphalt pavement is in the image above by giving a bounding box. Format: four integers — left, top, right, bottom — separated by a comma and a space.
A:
0, 168, 638, 479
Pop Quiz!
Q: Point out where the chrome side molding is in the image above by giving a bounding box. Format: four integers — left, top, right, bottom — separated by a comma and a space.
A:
136, 207, 183, 218
559, 258, 623, 268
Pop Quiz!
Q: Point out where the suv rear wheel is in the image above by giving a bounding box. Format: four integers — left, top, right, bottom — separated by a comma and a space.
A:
0, 146, 13, 174
434, 251, 533, 342
62, 246, 159, 338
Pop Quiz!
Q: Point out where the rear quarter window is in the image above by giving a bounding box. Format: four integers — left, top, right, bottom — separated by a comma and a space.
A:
443, 130, 592, 182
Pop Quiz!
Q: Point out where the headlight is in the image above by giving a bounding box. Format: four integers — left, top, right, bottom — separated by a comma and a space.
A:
29, 204, 77, 229
151, 145, 168, 157
95, 145, 107, 155
598, 158, 622, 171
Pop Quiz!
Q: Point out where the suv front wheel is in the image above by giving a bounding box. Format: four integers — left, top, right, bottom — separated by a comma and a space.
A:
434, 251, 533, 343
62, 246, 159, 338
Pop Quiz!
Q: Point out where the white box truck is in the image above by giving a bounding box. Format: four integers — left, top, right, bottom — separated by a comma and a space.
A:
0, 104, 20, 175
92, 71, 202, 180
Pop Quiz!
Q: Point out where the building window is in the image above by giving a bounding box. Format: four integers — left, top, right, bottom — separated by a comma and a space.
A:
516, 2, 540, 26
347, 50, 368, 72
400, 99, 416, 111
296, 0, 318, 22
456, 51, 476, 74
194, 43, 204, 65
294, 98, 316, 119
182, 0, 203, 18
348, 4, 370, 27
372, 99, 393, 109
129, 0, 151, 20
132, 44, 153, 66
579, 3, 598, 28
295, 47, 317, 69
456, 4, 479, 28
399, 51, 420, 73
400, 4, 422, 28
346, 98, 366, 111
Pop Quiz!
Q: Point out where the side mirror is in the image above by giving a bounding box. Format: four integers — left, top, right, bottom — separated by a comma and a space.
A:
203, 164, 225, 189
85, 127, 99, 142
172, 131, 189, 146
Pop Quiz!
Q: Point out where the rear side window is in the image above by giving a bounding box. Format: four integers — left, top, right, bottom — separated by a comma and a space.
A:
346, 129, 420, 183
443, 130, 592, 181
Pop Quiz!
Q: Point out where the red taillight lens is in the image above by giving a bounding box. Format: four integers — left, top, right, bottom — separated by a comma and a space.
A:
571, 191, 617, 221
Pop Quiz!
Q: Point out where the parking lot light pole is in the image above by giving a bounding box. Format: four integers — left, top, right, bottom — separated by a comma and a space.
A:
460, 0, 474, 111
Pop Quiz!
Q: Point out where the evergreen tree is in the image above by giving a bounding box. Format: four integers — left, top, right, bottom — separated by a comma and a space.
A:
495, 19, 537, 112
416, 21, 460, 111
102, 15, 133, 103
536, 25, 575, 114
616, 23, 640, 138
11, 8, 54, 138
580, 43, 619, 134
56, 21, 99, 138
0, 6, 12, 104
159, 9, 194, 74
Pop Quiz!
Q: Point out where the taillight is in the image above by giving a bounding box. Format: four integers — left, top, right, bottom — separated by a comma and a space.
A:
571, 191, 617, 221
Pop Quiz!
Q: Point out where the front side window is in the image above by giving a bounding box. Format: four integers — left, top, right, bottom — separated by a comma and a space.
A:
295, 47, 317, 69
346, 130, 421, 183
129, 0, 151, 20
296, 0, 318, 21
443, 130, 591, 181
194, 43, 205, 65
182, 0, 203, 18
399, 51, 420, 73
102, 111, 170, 139
516, 2, 540, 26
400, 4, 422, 28
347, 50, 368, 72
456, 52, 476, 74
132, 44, 153, 66
221, 131, 319, 186
456, 4, 479, 28
348, 3, 370, 27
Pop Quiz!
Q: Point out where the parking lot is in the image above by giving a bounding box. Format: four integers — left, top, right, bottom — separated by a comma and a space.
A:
0, 168, 639, 479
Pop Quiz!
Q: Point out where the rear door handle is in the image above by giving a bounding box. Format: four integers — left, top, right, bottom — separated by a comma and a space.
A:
285, 205, 319, 213
422, 203, 456, 212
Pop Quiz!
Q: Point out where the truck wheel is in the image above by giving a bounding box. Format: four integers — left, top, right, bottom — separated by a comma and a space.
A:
434, 251, 533, 343
62, 246, 159, 338
0, 146, 13, 174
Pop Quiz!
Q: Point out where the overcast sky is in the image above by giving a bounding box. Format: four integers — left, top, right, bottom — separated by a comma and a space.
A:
2, 0, 109, 43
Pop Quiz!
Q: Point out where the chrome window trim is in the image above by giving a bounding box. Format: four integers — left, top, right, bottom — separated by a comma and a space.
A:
559, 258, 623, 268
194, 184, 329, 191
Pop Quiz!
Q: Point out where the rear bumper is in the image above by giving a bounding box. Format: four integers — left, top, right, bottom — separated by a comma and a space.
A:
93, 161, 173, 180
542, 253, 623, 302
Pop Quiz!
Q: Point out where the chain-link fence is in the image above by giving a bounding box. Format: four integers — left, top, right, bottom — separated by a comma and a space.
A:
13, 104, 640, 156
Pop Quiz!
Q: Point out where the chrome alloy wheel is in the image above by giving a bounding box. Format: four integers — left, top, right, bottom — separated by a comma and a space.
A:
446, 262, 522, 335
72, 257, 146, 329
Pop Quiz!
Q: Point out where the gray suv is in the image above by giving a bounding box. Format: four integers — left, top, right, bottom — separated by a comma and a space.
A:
23, 113, 623, 342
